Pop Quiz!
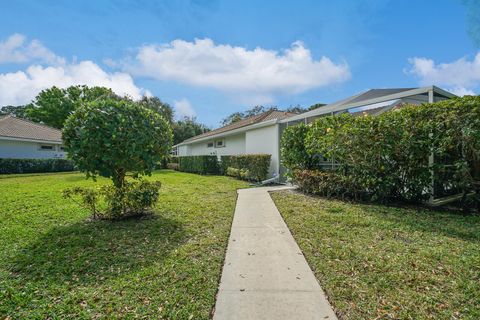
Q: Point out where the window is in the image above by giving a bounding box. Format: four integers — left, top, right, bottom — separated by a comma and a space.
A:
59, 146, 66, 151
39, 145, 54, 151
207, 142, 214, 148
215, 139, 225, 148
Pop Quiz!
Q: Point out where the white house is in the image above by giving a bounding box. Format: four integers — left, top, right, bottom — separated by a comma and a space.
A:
175, 110, 296, 178
175, 86, 456, 180
0, 115, 67, 159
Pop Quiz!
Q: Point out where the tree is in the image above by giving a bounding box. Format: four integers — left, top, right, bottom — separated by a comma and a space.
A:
244, 105, 270, 117
285, 105, 307, 114
63, 97, 172, 218
62, 96, 172, 219
27, 85, 115, 129
308, 103, 326, 111
138, 96, 174, 124
220, 112, 244, 126
0, 105, 30, 118
173, 117, 210, 145
221, 105, 278, 126
63, 97, 172, 188
138, 97, 212, 144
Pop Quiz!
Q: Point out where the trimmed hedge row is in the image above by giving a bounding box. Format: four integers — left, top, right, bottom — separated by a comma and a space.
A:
166, 163, 180, 171
280, 124, 319, 171
281, 96, 480, 203
0, 158, 76, 174
178, 155, 219, 175
225, 167, 250, 180
292, 169, 361, 199
221, 154, 271, 182
177, 154, 272, 181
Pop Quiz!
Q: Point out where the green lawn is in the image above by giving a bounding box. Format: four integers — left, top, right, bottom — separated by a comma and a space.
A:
271, 190, 480, 320
0, 170, 248, 319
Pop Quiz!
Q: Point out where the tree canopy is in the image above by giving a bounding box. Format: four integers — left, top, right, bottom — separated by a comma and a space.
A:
308, 103, 326, 111
62, 97, 172, 188
173, 117, 210, 145
221, 105, 272, 126
0, 105, 30, 118
220, 105, 312, 127
26, 86, 116, 129
0, 84, 212, 145
62, 97, 171, 219
138, 96, 174, 124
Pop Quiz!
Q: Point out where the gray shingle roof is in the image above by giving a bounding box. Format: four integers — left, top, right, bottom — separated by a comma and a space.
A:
184, 110, 296, 143
350, 102, 406, 117
281, 87, 431, 123
346, 88, 416, 106
0, 116, 62, 143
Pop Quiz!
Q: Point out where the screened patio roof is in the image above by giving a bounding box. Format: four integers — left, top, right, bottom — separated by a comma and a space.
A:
281, 86, 456, 124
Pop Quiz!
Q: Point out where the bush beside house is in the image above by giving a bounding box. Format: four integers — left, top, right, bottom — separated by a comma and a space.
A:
282, 96, 480, 203
0, 158, 75, 174
166, 162, 180, 171
280, 123, 319, 171
176, 154, 271, 182
221, 154, 271, 182
178, 155, 219, 175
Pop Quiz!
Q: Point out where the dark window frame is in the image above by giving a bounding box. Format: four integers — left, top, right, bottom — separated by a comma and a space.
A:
39, 144, 54, 151
215, 139, 225, 148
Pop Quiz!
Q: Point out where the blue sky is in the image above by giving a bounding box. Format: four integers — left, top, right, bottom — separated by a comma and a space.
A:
0, 0, 478, 127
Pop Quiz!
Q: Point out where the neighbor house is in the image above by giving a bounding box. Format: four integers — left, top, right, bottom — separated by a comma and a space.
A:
174, 86, 456, 180
0, 115, 66, 159
174, 110, 296, 178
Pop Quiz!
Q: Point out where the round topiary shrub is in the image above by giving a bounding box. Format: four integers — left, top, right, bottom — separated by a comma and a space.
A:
62, 97, 172, 219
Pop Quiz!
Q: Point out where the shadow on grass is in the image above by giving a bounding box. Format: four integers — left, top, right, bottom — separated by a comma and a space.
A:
387, 212, 479, 242
288, 190, 480, 243
9, 214, 186, 286
351, 201, 480, 243
63, 174, 89, 182
0, 171, 79, 180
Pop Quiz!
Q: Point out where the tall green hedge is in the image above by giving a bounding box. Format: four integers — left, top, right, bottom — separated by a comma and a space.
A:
178, 155, 219, 175
177, 154, 271, 181
221, 154, 271, 181
280, 123, 319, 171
281, 96, 480, 203
0, 158, 76, 174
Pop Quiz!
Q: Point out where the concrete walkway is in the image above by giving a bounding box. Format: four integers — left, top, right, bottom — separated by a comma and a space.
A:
213, 187, 337, 320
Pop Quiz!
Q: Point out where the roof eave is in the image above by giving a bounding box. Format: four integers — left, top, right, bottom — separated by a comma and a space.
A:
0, 135, 63, 144
281, 86, 456, 123
176, 118, 279, 146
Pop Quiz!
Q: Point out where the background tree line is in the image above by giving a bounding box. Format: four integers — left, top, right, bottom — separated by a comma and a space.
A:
1, 85, 324, 143
0, 85, 209, 145
220, 104, 325, 126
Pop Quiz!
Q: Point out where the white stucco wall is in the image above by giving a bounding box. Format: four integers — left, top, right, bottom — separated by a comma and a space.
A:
245, 124, 279, 177
179, 133, 246, 158
0, 139, 66, 159
177, 124, 281, 178
177, 145, 188, 157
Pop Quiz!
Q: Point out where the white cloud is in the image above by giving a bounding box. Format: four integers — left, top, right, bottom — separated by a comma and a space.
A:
123, 38, 351, 104
0, 33, 65, 65
407, 53, 480, 96
450, 86, 476, 96
0, 34, 149, 106
173, 98, 196, 118
0, 61, 148, 106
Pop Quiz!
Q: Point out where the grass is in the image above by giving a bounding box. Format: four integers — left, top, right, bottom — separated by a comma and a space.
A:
271, 190, 480, 320
0, 170, 248, 319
